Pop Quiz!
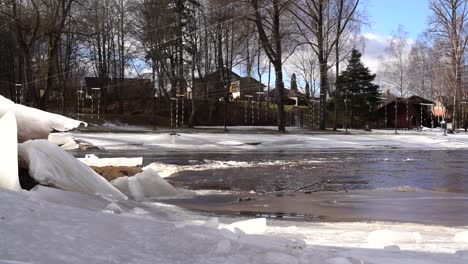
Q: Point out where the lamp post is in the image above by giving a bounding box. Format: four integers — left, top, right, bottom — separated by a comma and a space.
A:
245, 95, 253, 126
14, 83, 22, 104
377, 97, 387, 129
77, 90, 84, 117
461, 100, 468, 132
394, 97, 398, 134
91, 88, 101, 119
344, 91, 349, 133
153, 90, 158, 130
256, 91, 266, 121
420, 103, 434, 131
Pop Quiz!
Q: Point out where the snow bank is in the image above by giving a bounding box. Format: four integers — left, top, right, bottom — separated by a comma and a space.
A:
73, 131, 468, 152
3, 189, 467, 264
111, 169, 179, 201
454, 231, 468, 243
78, 154, 143, 167
367, 230, 422, 248
0, 112, 21, 191
0, 95, 86, 142
18, 140, 127, 201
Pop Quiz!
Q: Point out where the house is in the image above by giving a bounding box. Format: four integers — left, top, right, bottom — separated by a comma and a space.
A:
192, 68, 266, 100
268, 88, 307, 105
377, 93, 434, 129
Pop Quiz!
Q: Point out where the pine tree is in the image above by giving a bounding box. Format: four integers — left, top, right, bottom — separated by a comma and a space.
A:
290, 73, 298, 92
337, 49, 380, 127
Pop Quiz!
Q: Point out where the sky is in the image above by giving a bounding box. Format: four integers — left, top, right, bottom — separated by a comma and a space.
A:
364, 0, 432, 39
360, 0, 432, 72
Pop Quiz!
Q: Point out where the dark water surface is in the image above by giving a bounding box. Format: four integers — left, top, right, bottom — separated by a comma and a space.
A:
73, 149, 468, 225
75, 149, 468, 193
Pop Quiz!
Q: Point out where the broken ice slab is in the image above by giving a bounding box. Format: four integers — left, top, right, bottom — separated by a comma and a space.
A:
0, 111, 21, 191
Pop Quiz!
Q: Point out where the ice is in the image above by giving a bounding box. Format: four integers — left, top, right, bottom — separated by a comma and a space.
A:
0, 188, 467, 263
73, 130, 468, 152
18, 140, 127, 201
111, 169, 179, 201
0, 112, 21, 191
223, 218, 267, 235
60, 139, 80, 150
48, 133, 75, 145
203, 218, 220, 229
454, 231, 468, 243
78, 154, 143, 167
28, 185, 111, 211
367, 230, 422, 248
0, 95, 86, 142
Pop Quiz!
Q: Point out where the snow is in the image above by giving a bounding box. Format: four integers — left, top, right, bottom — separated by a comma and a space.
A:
18, 140, 127, 201
367, 230, 423, 248
222, 218, 268, 235
78, 154, 143, 167
70, 130, 468, 152
0, 186, 467, 263
0, 95, 86, 142
0, 112, 21, 191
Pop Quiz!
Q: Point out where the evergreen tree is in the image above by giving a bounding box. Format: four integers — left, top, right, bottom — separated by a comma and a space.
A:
290, 73, 298, 92
337, 49, 380, 127
305, 81, 310, 99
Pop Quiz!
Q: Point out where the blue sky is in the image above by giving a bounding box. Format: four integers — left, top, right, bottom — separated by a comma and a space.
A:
364, 0, 432, 39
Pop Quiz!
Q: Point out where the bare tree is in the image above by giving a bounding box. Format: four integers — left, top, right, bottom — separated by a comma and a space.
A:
290, 0, 360, 130
428, 0, 467, 128
379, 25, 411, 97
248, 0, 290, 132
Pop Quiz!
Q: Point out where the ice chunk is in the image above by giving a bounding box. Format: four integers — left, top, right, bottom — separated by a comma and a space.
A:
18, 140, 127, 201
0, 112, 21, 191
127, 169, 179, 201
110, 177, 131, 196
0, 95, 86, 142
61, 139, 80, 150
78, 154, 143, 167
454, 231, 468, 243
28, 185, 111, 211
48, 133, 75, 145
223, 218, 267, 235
367, 230, 422, 248
203, 218, 220, 229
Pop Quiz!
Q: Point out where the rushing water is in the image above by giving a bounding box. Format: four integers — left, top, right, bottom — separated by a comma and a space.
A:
73, 149, 468, 225
75, 149, 468, 193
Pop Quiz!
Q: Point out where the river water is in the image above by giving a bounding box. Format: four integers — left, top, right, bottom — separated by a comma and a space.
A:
74, 149, 468, 225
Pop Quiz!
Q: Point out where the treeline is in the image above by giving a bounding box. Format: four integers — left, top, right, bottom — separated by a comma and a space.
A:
0, 0, 364, 130
0, 0, 465, 130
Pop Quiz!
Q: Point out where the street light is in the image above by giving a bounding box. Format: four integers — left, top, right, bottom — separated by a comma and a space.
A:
377, 97, 387, 129
245, 95, 254, 126
420, 103, 434, 130
461, 100, 468, 132
14, 83, 22, 104
256, 91, 266, 121
91, 87, 101, 119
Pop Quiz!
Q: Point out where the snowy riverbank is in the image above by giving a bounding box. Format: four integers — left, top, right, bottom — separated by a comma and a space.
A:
69, 129, 468, 151
2, 187, 468, 264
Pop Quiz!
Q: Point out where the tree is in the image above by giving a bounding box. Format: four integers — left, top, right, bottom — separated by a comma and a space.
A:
428, 0, 467, 128
379, 25, 410, 97
337, 49, 380, 128
249, 0, 290, 132
290, 0, 361, 130
290, 73, 298, 92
